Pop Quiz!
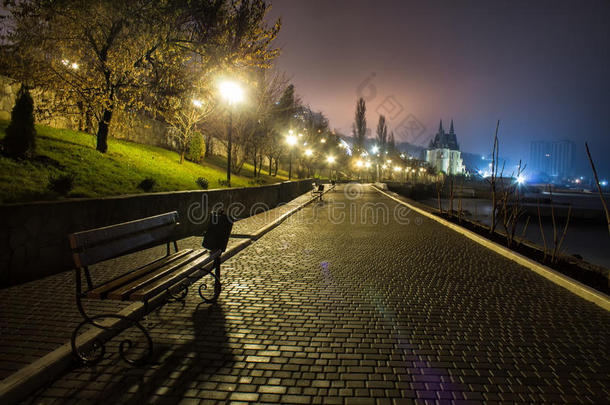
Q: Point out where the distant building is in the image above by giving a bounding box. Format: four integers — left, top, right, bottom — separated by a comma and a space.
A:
529, 140, 574, 179
425, 120, 465, 175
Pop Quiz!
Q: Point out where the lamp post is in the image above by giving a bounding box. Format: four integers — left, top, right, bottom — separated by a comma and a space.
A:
356, 160, 363, 181
304, 148, 313, 177
327, 155, 335, 181
219, 81, 244, 187
286, 131, 298, 180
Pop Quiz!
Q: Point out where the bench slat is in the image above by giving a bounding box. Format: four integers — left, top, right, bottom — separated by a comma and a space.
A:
74, 224, 178, 267
106, 250, 207, 300
86, 249, 194, 299
69, 212, 179, 250
129, 252, 219, 301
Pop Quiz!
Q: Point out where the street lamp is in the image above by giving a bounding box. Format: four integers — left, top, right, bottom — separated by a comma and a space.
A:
327, 155, 335, 181
286, 133, 298, 180
219, 81, 244, 187
356, 160, 363, 181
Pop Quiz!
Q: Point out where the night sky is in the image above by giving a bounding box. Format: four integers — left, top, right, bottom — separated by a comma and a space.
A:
268, 0, 610, 175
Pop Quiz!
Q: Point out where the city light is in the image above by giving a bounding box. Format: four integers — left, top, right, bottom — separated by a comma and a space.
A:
517, 174, 526, 185
382, 164, 387, 169
394, 166, 402, 172
286, 134, 298, 146
218, 81, 244, 105
356, 160, 363, 167
372, 145, 379, 153
304, 149, 313, 157
327, 156, 335, 164
192, 99, 203, 108
602, 180, 608, 186
320, 138, 326, 143
365, 161, 372, 168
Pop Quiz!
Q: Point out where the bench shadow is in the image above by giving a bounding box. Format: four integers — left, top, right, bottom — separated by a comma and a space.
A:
115, 301, 234, 404
29, 299, 236, 404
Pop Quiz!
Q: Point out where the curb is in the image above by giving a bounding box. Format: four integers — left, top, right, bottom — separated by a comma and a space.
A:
373, 186, 610, 312
0, 238, 251, 405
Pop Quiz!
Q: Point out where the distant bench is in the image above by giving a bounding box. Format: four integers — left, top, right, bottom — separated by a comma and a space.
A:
68, 210, 232, 365
311, 183, 325, 200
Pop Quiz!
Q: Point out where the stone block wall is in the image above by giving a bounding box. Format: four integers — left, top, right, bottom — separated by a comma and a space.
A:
0, 180, 312, 287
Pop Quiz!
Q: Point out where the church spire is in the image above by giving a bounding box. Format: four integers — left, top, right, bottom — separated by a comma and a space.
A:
438, 119, 444, 134
449, 119, 455, 134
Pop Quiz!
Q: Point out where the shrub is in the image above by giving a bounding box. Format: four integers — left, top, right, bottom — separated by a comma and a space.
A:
48, 173, 74, 196
196, 177, 209, 189
218, 178, 229, 187
138, 178, 156, 192
187, 133, 205, 163
3, 85, 36, 159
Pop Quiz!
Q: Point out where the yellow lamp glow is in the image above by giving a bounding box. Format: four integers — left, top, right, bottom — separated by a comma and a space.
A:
219, 81, 244, 105
286, 134, 298, 146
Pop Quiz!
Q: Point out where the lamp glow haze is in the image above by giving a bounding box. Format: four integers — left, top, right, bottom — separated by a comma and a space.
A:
218, 81, 244, 105
286, 134, 298, 146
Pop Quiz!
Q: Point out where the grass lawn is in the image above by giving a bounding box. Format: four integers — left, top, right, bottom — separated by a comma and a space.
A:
0, 121, 292, 204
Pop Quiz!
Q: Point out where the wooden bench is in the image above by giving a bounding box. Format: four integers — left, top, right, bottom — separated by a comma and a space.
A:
68, 210, 233, 365
312, 182, 325, 201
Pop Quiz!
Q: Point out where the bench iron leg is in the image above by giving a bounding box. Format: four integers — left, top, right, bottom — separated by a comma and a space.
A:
198, 256, 221, 303
71, 313, 153, 367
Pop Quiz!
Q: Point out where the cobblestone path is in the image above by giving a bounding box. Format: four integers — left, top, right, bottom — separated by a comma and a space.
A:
25, 184, 610, 404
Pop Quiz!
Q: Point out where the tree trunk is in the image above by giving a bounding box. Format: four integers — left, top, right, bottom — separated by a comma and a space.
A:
253, 152, 257, 177
180, 150, 185, 164
96, 107, 113, 153
274, 158, 279, 176
268, 156, 273, 175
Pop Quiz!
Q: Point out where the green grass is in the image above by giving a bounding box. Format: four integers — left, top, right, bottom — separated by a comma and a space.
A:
0, 121, 292, 204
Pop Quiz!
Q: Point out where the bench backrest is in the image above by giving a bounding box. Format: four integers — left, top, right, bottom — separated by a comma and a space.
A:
69, 212, 180, 268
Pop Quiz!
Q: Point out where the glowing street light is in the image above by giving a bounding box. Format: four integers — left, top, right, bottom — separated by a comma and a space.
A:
327, 155, 335, 180
286, 133, 298, 180
320, 138, 327, 144
372, 145, 379, 154
286, 134, 298, 146
304, 149, 313, 157
356, 160, 364, 168
517, 174, 526, 185
365, 161, 372, 168
219, 80, 244, 187
219, 81, 244, 105
192, 99, 203, 108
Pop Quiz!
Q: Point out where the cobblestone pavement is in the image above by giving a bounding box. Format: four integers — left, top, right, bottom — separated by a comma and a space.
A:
22, 185, 610, 404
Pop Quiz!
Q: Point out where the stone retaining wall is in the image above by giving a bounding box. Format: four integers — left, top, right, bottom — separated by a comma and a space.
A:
0, 180, 312, 287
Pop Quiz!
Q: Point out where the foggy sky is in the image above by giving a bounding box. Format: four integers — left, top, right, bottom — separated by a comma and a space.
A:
267, 0, 610, 175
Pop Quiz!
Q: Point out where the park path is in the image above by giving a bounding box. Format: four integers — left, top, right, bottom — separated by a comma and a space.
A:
22, 184, 610, 404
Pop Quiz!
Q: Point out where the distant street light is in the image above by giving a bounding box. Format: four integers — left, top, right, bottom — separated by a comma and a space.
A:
286, 133, 298, 180
356, 160, 363, 180
327, 155, 335, 181
304, 149, 313, 157
192, 99, 203, 108
219, 81, 244, 187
